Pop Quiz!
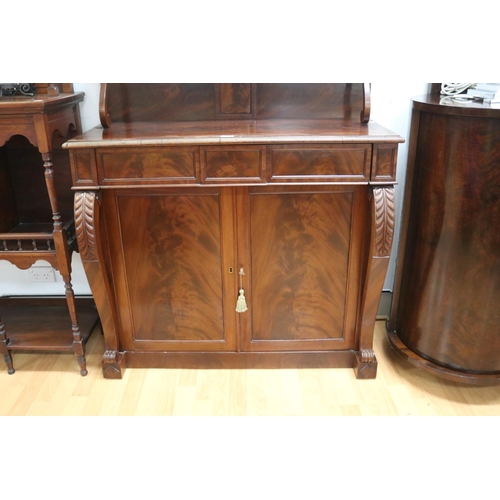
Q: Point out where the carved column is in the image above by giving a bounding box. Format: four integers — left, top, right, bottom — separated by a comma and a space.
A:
355, 186, 395, 379
75, 191, 124, 378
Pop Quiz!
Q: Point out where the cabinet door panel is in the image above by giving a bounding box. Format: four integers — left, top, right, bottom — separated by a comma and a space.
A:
106, 188, 237, 351
238, 186, 363, 351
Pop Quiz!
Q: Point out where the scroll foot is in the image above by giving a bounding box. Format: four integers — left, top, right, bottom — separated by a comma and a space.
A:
354, 350, 378, 379
102, 350, 125, 379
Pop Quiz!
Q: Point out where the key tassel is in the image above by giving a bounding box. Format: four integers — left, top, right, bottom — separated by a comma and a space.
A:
236, 289, 248, 313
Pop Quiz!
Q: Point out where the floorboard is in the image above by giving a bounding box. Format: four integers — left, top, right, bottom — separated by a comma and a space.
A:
1, 320, 500, 416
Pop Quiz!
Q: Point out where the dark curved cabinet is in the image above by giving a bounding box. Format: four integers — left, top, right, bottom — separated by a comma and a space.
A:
388, 94, 500, 384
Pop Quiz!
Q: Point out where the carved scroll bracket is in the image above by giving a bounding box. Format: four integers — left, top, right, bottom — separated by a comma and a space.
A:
373, 187, 395, 258
75, 191, 99, 261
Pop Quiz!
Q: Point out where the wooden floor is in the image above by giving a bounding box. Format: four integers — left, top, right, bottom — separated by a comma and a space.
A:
1, 320, 500, 416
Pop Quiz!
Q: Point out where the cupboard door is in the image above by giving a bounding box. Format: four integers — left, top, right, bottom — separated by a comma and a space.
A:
105, 187, 237, 351
237, 185, 365, 352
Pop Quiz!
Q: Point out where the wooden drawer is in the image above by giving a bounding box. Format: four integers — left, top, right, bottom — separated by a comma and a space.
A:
201, 146, 265, 183
268, 144, 371, 182
97, 147, 199, 185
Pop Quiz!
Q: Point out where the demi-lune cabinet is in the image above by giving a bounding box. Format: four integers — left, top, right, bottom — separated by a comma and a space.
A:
65, 83, 403, 379
388, 93, 500, 385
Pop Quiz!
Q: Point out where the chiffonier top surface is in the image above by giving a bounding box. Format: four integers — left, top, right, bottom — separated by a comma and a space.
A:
64, 118, 404, 149
64, 84, 403, 149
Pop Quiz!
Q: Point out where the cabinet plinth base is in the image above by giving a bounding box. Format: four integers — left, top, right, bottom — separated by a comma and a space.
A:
387, 330, 500, 386
100, 350, 372, 379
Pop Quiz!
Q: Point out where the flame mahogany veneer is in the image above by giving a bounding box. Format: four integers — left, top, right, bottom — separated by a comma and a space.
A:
388, 94, 500, 385
65, 84, 403, 379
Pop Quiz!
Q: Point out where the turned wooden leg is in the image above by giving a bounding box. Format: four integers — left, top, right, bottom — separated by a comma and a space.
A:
62, 274, 87, 376
42, 152, 88, 377
40, 150, 90, 376
0, 315, 15, 374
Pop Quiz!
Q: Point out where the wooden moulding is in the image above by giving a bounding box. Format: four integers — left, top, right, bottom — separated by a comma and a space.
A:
124, 350, 356, 370
387, 330, 500, 386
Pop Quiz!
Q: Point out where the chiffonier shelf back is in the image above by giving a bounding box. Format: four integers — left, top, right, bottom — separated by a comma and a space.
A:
99, 83, 371, 127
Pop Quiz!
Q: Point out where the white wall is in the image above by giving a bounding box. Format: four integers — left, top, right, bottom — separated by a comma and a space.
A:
371, 82, 430, 288
0, 82, 429, 297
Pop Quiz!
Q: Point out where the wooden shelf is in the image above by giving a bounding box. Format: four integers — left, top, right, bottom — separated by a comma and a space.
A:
3, 222, 54, 236
1, 219, 74, 237
0, 297, 99, 352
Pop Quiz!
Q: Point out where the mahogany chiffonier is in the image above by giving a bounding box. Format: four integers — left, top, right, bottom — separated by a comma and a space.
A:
64, 83, 403, 379
388, 93, 500, 385
0, 84, 99, 376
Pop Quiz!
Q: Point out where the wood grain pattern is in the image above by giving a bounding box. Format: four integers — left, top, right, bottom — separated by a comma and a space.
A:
0, 119, 38, 149
269, 144, 370, 181
99, 83, 366, 125
372, 144, 397, 181
71, 150, 97, 185
392, 99, 500, 380
4, 321, 500, 415
99, 147, 198, 183
201, 146, 264, 182
65, 84, 402, 379
218, 83, 253, 114
114, 190, 235, 348
247, 187, 354, 345
105, 83, 216, 123
65, 119, 403, 149
256, 83, 364, 120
